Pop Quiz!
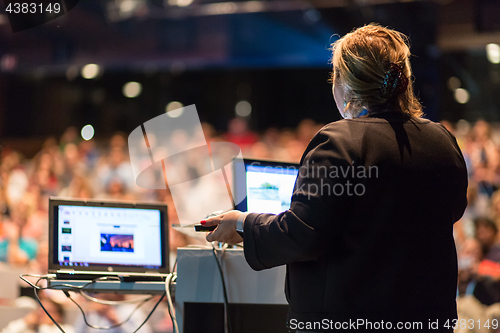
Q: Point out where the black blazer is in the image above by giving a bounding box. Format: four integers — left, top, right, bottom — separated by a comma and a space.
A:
243, 112, 468, 331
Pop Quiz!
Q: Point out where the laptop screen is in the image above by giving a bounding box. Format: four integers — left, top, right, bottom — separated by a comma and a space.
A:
234, 158, 299, 214
49, 198, 169, 275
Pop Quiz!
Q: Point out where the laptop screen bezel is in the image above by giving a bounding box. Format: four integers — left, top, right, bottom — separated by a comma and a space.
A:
233, 158, 299, 213
48, 197, 169, 275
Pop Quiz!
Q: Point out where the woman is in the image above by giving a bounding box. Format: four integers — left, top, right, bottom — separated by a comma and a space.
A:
202, 23, 468, 332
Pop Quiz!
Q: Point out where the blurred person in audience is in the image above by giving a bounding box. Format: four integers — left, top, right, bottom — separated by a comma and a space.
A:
5, 167, 29, 209
58, 174, 94, 199
278, 128, 296, 147
58, 143, 88, 188
99, 177, 135, 202
248, 141, 272, 159
21, 187, 49, 241
2, 297, 75, 333
457, 238, 500, 306
296, 119, 318, 145
0, 190, 8, 217
30, 151, 59, 196
223, 118, 258, 153
95, 147, 135, 196
201, 122, 217, 142
475, 217, 500, 263
0, 149, 23, 177
78, 139, 99, 171
27, 242, 49, 275
490, 189, 500, 230
59, 127, 79, 150
0, 204, 38, 265
274, 128, 296, 161
440, 120, 454, 134
109, 133, 127, 150
261, 127, 280, 148
454, 185, 480, 245
283, 139, 306, 163
39, 137, 66, 186
74, 294, 152, 333
469, 120, 500, 197
41, 137, 59, 153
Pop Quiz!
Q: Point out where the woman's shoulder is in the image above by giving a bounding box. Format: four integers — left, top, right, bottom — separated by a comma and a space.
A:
312, 119, 373, 142
310, 116, 454, 150
310, 120, 352, 142
301, 120, 359, 159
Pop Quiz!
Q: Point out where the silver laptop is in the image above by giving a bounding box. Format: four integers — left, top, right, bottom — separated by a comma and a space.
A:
48, 197, 169, 281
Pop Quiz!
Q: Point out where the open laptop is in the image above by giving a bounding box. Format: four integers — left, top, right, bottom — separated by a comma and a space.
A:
48, 198, 169, 281
193, 158, 299, 231
233, 158, 299, 214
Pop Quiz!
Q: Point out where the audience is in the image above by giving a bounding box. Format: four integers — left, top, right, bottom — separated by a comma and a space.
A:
73, 294, 153, 333
2, 295, 76, 333
457, 238, 500, 306
2, 117, 500, 331
475, 217, 500, 263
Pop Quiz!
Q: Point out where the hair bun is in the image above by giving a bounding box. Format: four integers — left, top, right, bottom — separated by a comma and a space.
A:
379, 63, 408, 100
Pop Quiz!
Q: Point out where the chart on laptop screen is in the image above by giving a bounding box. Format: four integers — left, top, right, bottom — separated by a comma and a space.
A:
57, 205, 162, 268
245, 164, 298, 214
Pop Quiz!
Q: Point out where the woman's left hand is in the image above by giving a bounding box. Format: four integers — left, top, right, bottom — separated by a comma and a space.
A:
203, 210, 243, 244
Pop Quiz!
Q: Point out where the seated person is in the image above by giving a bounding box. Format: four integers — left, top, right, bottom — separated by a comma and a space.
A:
2, 298, 75, 333
0, 219, 37, 266
457, 238, 500, 306
474, 217, 500, 263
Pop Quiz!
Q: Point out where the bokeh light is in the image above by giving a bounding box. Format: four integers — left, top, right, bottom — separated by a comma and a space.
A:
454, 88, 470, 104
81, 125, 95, 141
486, 43, 500, 64
123, 82, 142, 98
81, 64, 100, 79
235, 100, 252, 117
166, 101, 184, 118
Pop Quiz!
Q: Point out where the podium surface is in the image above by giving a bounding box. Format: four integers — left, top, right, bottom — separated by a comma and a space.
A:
175, 247, 287, 333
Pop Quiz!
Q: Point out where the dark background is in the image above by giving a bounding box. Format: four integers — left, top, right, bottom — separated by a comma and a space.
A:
0, 0, 499, 147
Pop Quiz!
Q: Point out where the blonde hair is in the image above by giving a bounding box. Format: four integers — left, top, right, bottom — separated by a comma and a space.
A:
330, 23, 423, 118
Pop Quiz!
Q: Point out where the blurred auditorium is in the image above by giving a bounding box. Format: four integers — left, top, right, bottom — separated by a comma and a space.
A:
0, 0, 500, 332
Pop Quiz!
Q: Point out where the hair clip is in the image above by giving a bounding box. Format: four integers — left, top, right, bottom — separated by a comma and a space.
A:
379, 63, 408, 100
357, 109, 369, 118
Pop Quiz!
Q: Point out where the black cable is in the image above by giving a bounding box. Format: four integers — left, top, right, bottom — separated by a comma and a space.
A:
33, 278, 67, 333
212, 243, 233, 333
64, 290, 153, 330
29, 275, 161, 332
133, 292, 166, 333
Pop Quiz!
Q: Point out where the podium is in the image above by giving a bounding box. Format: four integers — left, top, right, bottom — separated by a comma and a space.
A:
175, 247, 288, 333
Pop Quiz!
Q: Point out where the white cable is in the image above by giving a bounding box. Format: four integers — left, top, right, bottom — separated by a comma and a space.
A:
79, 290, 154, 305
212, 242, 231, 333
165, 273, 179, 333
21, 274, 154, 305
185, 244, 212, 249
20, 274, 55, 289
